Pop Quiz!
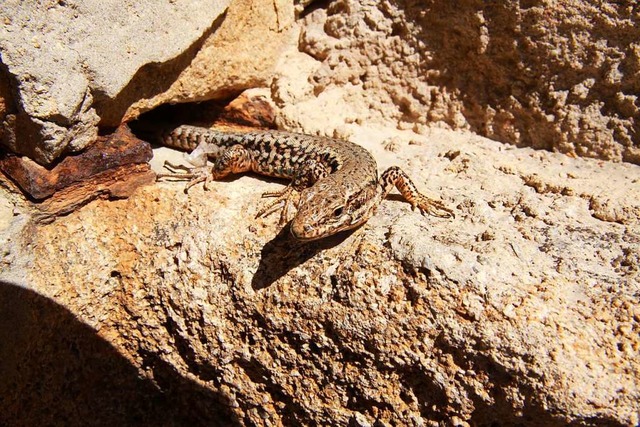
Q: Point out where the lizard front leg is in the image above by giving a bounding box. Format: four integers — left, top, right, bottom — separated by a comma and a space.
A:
255, 186, 301, 225
257, 159, 330, 225
379, 166, 454, 218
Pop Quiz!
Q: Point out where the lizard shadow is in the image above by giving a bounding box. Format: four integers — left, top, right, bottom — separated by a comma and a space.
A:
251, 224, 356, 290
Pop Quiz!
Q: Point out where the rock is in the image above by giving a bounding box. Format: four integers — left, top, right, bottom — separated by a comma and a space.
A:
0, 0, 230, 165
0, 0, 639, 425
0, 126, 153, 201
3, 0, 638, 165
1, 127, 638, 425
283, 0, 640, 163
123, 0, 296, 122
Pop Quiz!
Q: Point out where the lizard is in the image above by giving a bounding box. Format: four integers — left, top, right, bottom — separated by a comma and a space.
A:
152, 124, 454, 241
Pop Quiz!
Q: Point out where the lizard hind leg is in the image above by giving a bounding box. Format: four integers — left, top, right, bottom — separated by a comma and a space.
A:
379, 166, 454, 218
158, 144, 254, 192
156, 161, 210, 193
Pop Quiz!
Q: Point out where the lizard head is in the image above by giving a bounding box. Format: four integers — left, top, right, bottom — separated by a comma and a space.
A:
290, 180, 376, 241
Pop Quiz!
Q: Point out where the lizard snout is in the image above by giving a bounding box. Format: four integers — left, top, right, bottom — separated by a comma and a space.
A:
290, 219, 316, 241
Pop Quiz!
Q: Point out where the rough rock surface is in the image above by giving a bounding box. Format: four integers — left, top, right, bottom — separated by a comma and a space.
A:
123, 0, 296, 122
1, 0, 638, 165
0, 0, 229, 164
1, 0, 640, 426
1, 127, 639, 425
278, 0, 640, 163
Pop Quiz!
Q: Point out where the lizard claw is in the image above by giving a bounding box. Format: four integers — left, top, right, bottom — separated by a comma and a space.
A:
255, 185, 300, 225
414, 197, 455, 219
156, 161, 211, 193
184, 174, 207, 193
255, 199, 285, 219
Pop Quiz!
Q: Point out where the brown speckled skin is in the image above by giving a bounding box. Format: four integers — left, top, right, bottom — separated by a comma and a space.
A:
159, 125, 453, 240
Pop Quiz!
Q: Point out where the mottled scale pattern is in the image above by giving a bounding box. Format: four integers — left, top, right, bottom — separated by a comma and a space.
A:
156, 125, 453, 240
160, 125, 378, 188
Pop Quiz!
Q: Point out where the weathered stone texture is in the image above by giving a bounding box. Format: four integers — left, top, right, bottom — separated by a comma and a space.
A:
1, 128, 639, 425
283, 0, 640, 163
1, 1, 639, 425
0, 0, 229, 164
123, 0, 296, 122
2, 0, 638, 165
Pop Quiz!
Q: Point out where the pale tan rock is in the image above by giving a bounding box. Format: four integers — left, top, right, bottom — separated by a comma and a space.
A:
123, 0, 296, 121
1, 127, 638, 425
1, 0, 639, 425
284, 0, 640, 163
0, 0, 229, 164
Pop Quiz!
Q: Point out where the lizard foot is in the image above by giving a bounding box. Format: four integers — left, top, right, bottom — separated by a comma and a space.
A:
411, 194, 455, 218
156, 161, 210, 193
379, 166, 455, 219
256, 185, 301, 226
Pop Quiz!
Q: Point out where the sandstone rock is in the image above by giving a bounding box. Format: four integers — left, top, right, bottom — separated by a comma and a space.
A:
122, 0, 296, 122
282, 0, 640, 163
3, 0, 638, 166
1, 127, 638, 425
0, 0, 639, 425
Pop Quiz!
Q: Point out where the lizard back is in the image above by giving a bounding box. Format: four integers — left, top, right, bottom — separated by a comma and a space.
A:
158, 125, 379, 187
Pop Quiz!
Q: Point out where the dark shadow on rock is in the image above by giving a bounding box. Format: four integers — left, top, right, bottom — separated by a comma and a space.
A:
95, 11, 228, 128
0, 280, 239, 427
251, 224, 357, 290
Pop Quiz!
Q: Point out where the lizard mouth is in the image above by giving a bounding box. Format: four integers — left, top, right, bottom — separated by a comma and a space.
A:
289, 222, 325, 241
290, 216, 352, 241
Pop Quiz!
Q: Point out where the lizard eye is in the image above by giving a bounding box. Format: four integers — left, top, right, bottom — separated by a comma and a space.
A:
333, 207, 344, 217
